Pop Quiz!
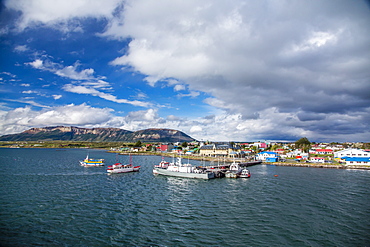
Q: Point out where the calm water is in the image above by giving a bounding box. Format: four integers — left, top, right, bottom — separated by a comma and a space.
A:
0, 148, 369, 247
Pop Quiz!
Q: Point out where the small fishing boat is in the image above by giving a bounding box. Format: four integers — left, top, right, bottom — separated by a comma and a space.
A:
107, 154, 140, 174
225, 162, 243, 178
79, 155, 105, 167
239, 168, 251, 178
154, 157, 170, 169
107, 163, 140, 174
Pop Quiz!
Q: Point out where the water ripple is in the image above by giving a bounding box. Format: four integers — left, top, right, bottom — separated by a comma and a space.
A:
1, 149, 370, 246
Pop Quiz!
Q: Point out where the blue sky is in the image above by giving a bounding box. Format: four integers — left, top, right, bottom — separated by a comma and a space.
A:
1, 0, 370, 142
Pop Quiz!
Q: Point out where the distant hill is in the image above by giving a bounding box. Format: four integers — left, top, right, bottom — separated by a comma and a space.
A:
0, 126, 196, 142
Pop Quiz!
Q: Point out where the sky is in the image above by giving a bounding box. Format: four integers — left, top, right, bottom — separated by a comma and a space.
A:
0, 0, 369, 143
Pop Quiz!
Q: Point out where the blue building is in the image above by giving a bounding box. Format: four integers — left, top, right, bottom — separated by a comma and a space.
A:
257, 151, 278, 162
341, 157, 370, 165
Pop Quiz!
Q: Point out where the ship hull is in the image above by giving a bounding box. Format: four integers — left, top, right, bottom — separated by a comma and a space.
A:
153, 168, 214, 179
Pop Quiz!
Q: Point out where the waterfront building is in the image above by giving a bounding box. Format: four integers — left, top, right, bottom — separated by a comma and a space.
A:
310, 157, 326, 163
285, 150, 309, 160
309, 149, 334, 155
341, 157, 370, 166
334, 148, 369, 158
257, 151, 278, 162
199, 143, 241, 157
159, 143, 174, 152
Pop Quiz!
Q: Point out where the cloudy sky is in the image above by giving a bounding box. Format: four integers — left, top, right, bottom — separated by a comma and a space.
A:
1, 0, 369, 142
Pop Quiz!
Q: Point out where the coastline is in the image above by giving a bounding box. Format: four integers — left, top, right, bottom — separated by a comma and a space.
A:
112, 151, 370, 170
271, 162, 370, 170
1, 146, 369, 170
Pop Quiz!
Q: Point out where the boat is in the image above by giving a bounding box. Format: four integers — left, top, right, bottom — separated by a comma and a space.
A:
79, 155, 105, 167
107, 154, 140, 174
239, 168, 251, 178
225, 162, 243, 178
107, 163, 140, 174
153, 157, 215, 179
154, 157, 170, 169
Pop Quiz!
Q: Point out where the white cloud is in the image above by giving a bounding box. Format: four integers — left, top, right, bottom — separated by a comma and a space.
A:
28, 59, 43, 69
62, 84, 151, 107
177, 91, 200, 98
3, 0, 370, 142
103, 0, 370, 141
52, 95, 62, 100
174, 84, 185, 91
5, 0, 122, 32
22, 90, 37, 94
26, 57, 151, 107
0, 104, 113, 135
14, 45, 29, 52
55, 65, 95, 80
27, 59, 97, 80
190, 126, 202, 133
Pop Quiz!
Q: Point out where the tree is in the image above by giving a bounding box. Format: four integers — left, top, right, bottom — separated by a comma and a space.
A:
134, 140, 142, 147
295, 137, 311, 153
146, 144, 153, 151
181, 142, 188, 148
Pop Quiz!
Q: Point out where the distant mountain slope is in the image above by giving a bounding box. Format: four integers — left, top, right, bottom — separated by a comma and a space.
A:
0, 126, 196, 142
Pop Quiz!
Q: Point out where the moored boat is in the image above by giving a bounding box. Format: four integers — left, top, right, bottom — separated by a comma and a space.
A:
153, 157, 215, 179
225, 162, 243, 178
107, 163, 140, 174
239, 168, 251, 178
79, 155, 105, 167
154, 157, 170, 169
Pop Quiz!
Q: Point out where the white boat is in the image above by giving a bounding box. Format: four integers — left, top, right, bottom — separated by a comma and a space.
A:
154, 157, 170, 169
79, 155, 105, 167
239, 168, 251, 178
107, 163, 140, 174
225, 162, 243, 178
153, 157, 215, 179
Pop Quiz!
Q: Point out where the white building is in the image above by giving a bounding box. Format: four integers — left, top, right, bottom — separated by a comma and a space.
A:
310, 157, 326, 163
334, 148, 369, 158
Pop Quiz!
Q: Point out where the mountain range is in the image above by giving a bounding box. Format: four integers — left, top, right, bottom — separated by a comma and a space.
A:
0, 126, 196, 142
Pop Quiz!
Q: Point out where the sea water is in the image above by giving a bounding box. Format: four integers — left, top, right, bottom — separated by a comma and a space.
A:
0, 148, 369, 246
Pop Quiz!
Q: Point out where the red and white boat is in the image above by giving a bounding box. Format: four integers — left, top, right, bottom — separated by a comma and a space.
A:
107, 154, 140, 174
107, 163, 140, 174
154, 157, 170, 169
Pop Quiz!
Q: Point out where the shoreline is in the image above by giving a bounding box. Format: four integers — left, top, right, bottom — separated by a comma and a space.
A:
271, 162, 370, 170
2, 147, 369, 170
111, 151, 370, 170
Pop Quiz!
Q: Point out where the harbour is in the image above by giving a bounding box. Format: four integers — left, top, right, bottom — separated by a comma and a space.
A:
1, 148, 369, 246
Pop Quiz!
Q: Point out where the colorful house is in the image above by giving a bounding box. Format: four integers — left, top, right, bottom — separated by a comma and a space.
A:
159, 143, 174, 152
309, 149, 333, 155
257, 151, 278, 162
199, 143, 241, 157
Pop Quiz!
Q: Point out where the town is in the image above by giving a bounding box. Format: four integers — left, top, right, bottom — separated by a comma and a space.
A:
109, 138, 370, 169
2, 138, 369, 169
